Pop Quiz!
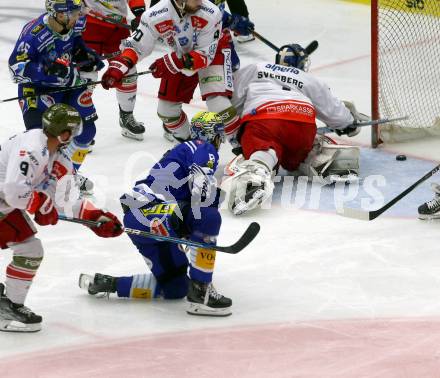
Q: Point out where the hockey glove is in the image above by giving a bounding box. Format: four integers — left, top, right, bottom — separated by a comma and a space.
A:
149, 52, 185, 79
27, 191, 58, 226
73, 45, 105, 73
101, 56, 133, 89
82, 208, 123, 238
46, 58, 83, 87
226, 13, 255, 36
335, 101, 370, 137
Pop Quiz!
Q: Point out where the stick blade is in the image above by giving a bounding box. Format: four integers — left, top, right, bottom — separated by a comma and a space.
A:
219, 222, 261, 254
336, 207, 373, 221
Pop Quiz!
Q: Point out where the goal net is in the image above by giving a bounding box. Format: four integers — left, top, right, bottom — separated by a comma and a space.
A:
371, 0, 440, 146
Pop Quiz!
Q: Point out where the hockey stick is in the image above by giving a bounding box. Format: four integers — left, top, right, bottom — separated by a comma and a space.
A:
338, 163, 440, 221
252, 31, 280, 51
0, 70, 152, 104
317, 115, 409, 135
58, 215, 260, 254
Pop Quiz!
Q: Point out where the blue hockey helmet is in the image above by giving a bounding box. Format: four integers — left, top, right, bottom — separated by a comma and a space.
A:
46, 0, 82, 17
190, 111, 225, 149
275, 44, 310, 71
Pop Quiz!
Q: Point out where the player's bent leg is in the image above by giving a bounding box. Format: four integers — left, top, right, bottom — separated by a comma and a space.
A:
205, 96, 240, 145
1, 235, 44, 332
184, 208, 232, 316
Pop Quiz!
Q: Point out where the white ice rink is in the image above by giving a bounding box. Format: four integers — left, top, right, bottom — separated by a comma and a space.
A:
2, 1, 440, 377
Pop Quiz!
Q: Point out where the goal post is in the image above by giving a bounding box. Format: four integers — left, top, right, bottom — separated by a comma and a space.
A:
371, 0, 440, 147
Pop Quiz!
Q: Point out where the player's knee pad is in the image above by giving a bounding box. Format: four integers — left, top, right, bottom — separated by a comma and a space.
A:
117, 66, 138, 92
7, 236, 44, 281
161, 274, 189, 299
205, 97, 240, 139
75, 120, 96, 145
187, 206, 222, 238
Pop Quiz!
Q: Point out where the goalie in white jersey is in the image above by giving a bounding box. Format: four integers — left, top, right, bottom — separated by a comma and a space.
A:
224, 44, 368, 215
0, 104, 123, 332
100, 0, 241, 143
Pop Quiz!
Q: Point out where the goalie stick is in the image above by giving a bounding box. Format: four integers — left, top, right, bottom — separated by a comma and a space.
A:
58, 215, 260, 254
338, 163, 440, 221
317, 115, 409, 135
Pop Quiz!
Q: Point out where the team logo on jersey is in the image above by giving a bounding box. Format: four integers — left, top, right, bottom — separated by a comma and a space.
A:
40, 95, 55, 109
51, 161, 68, 180
207, 153, 216, 169
149, 7, 168, 17
155, 20, 174, 34
78, 90, 93, 107
200, 5, 215, 14
31, 24, 44, 35
178, 37, 189, 46
191, 16, 208, 29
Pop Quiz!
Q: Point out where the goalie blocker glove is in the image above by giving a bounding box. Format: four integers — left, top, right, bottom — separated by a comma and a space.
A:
332, 101, 370, 137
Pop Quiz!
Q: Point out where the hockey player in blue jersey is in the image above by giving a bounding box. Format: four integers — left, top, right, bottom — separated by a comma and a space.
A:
8, 0, 104, 192
79, 111, 233, 316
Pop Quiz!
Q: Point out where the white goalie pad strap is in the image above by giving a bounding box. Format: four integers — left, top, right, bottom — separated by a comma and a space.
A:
299, 135, 360, 185
222, 156, 274, 215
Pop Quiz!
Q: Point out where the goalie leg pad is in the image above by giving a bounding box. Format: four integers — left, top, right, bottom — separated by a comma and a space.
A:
223, 156, 274, 216
299, 135, 360, 184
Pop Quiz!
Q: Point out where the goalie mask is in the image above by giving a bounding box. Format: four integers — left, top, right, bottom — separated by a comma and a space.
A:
190, 111, 225, 150
42, 103, 83, 145
275, 44, 310, 72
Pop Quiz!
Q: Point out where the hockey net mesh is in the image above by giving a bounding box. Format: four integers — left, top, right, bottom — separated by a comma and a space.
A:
376, 0, 440, 143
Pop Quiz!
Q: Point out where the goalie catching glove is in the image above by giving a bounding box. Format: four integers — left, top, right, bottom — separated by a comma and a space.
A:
222, 155, 274, 216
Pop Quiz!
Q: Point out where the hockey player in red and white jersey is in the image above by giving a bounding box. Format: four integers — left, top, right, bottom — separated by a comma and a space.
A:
100, 0, 241, 144
0, 104, 123, 332
81, 0, 147, 140
224, 44, 367, 215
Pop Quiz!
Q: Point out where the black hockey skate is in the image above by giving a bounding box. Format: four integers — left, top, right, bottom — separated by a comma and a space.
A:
418, 195, 440, 220
186, 280, 232, 317
119, 108, 145, 141
0, 283, 42, 332
79, 273, 118, 297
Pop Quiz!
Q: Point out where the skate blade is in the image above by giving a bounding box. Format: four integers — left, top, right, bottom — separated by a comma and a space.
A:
418, 214, 440, 220
186, 302, 232, 317
236, 36, 255, 43
0, 319, 41, 333
121, 129, 144, 141
163, 132, 178, 143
